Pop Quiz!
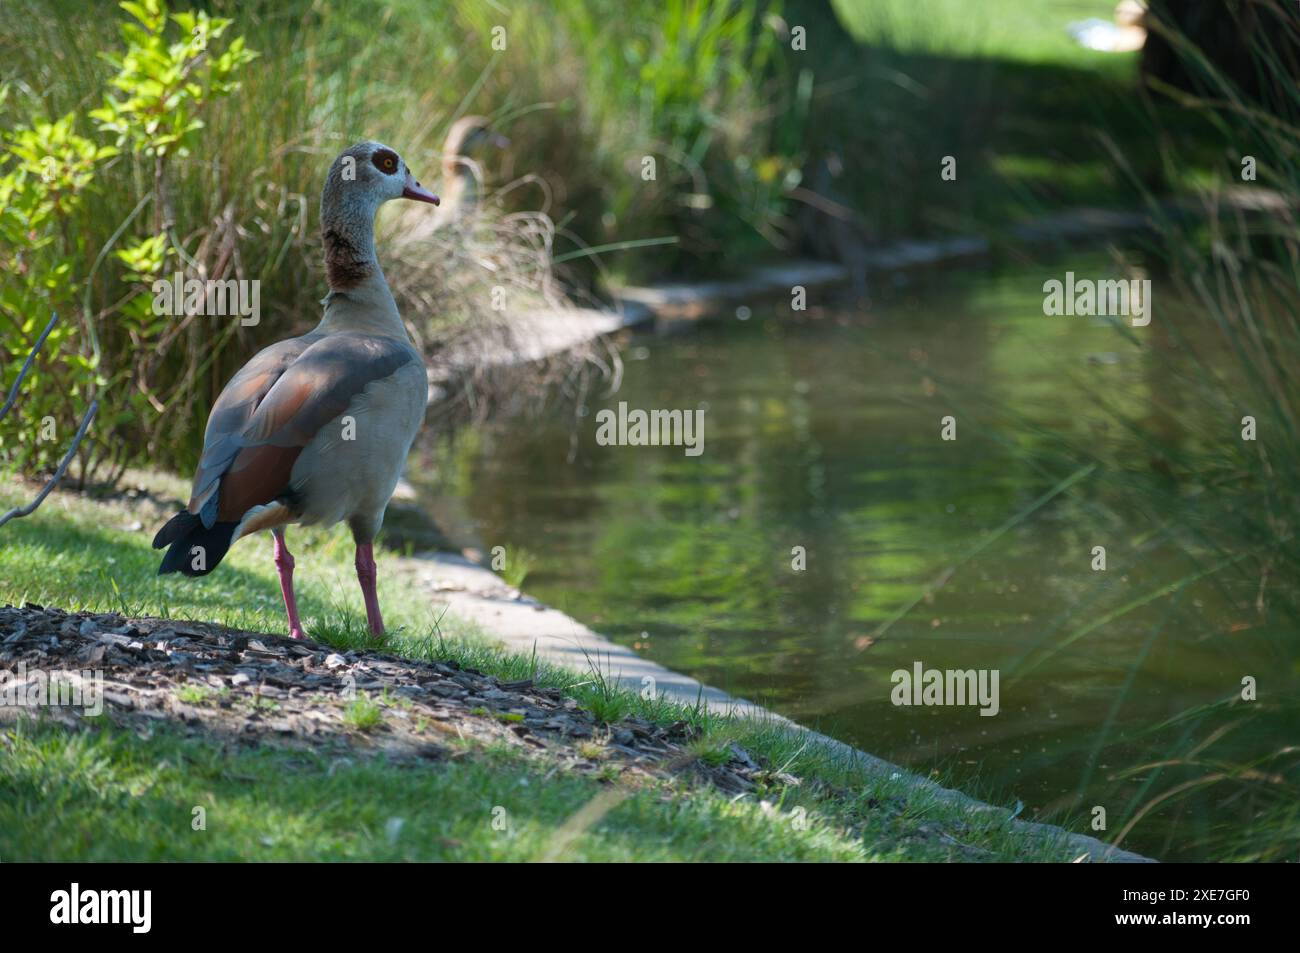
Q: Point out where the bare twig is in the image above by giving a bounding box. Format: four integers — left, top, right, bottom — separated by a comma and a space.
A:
0, 311, 99, 529
0, 311, 59, 424
0, 400, 98, 529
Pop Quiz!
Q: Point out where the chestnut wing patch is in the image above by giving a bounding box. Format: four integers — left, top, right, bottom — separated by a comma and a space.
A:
215, 334, 416, 523
189, 336, 315, 520
188, 334, 416, 526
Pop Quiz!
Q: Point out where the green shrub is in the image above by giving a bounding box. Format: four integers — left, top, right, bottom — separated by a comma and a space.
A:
0, 0, 255, 484
0, 104, 110, 471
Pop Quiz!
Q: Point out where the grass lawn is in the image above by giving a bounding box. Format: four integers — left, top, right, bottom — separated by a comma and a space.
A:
833, 0, 1130, 64
811, 0, 1229, 240
0, 472, 1115, 862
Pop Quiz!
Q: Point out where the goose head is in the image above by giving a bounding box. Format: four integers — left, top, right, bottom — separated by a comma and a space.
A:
323, 141, 439, 219
441, 117, 508, 181
424, 119, 507, 233
319, 141, 439, 291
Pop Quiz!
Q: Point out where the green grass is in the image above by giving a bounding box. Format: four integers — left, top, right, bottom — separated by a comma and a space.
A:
341, 696, 386, 734
0, 718, 878, 862
0, 712, 1091, 862
0, 471, 1105, 862
175, 683, 222, 706
833, 0, 1126, 64
495, 545, 536, 590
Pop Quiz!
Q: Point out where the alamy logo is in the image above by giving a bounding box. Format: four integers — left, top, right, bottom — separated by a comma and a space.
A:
152, 272, 260, 326
595, 401, 705, 457
891, 662, 1000, 717
1042, 271, 1150, 327
0, 663, 103, 715
49, 884, 151, 933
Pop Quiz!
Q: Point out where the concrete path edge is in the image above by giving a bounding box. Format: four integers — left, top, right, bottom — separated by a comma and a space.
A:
398, 551, 1153, 863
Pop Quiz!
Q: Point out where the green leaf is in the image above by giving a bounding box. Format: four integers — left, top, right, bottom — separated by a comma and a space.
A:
118, 1, 154, 29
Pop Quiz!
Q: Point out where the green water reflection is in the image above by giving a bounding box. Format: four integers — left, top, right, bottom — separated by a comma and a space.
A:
409, 262, 1297, 861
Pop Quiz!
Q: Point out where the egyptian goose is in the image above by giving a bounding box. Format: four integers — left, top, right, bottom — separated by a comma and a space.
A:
427, 116, 508, 233
153, 142, 439, 640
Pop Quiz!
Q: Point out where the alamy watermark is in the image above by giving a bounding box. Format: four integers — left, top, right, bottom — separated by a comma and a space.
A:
891, 662, 1000, 717
152, 272, 260, 326
1042, 271, 1150, 327
595, 401, 705, 457
49, 883, 151, 933
0, 663, 103, 715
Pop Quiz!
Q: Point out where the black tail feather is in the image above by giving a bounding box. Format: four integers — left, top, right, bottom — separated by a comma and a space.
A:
152, 510, 200, 549
155, 510, 238, 577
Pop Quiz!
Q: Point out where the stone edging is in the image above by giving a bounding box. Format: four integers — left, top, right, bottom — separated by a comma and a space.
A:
398, 551, 1153, 863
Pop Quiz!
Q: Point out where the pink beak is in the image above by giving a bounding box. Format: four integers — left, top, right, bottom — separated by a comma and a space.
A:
402, 171, 440, 205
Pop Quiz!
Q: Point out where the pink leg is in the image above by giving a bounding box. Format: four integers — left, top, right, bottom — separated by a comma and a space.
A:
272, 529, 306, 640
355, 541, 385, 638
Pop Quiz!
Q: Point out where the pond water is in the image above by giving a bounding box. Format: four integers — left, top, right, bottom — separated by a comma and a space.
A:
408, 260, 1296, 861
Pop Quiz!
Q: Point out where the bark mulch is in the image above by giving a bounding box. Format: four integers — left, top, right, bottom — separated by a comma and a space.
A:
0, 603, 794, 796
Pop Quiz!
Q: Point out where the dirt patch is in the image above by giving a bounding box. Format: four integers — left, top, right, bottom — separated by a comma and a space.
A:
0, 603, 785, 795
